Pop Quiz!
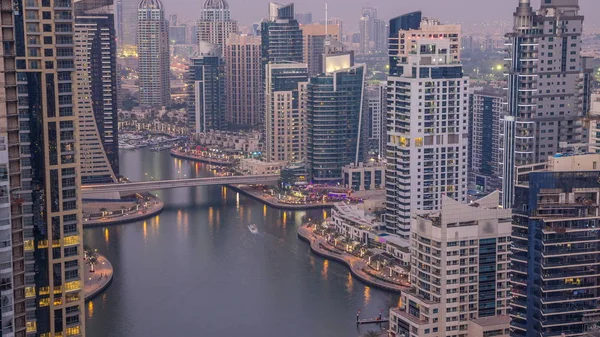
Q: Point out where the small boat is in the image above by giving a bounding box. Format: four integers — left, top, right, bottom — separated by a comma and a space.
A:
248, 223, 258, 235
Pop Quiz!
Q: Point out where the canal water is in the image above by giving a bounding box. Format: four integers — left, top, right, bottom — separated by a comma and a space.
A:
84, 149, 399, 337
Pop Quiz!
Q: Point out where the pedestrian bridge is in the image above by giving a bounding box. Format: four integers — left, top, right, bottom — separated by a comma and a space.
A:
81, 174, 280, 196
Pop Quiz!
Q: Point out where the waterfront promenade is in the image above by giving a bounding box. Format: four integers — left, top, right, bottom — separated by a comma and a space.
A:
230, 185, 334, 210
83, 198, 164, 227
298, 225, 408, 293
84, 254, 113, 300
170, 149, 235, 166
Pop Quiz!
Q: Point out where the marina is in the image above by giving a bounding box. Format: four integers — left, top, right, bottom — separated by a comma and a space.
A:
118, 132, 186, 150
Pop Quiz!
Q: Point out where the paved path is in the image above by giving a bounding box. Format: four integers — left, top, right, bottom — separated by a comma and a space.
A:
298, 226, 409, 293
231, 185, 334, 210
84, 254, 113, 300
83, 198, 164, 227
170, 149, 235, 166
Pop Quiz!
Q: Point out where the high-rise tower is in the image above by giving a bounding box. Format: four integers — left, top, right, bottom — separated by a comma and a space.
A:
117, 0, 139, 55
385, 14, 467, 238
75, 0, 119, 181
501, 0, 593, 208
197, 0, 238, 52
265, 62, 308, 162
260, 3, 303, 77
224, 34, 262, 128
187, 46, 226, 133
6, 0, 87, 334
306, 52, 366, 183
510, 153, 600, 337
137, 0, 170, 108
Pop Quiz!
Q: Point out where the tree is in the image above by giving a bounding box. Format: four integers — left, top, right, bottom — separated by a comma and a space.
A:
85, 248, 99, 273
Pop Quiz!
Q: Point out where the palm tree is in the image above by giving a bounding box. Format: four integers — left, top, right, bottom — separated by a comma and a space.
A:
85, 248, 99, 273
363, 331, 380, 337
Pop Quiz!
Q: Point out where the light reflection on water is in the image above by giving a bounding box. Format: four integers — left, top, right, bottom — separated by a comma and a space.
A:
84, 149, 398, 337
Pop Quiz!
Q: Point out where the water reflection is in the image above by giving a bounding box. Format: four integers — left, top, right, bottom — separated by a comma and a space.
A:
85, 149, 399, 337
143, 221, 147, 240
88, 301, 94, 319
346, 272, 354, 294
321, 260, 329, 280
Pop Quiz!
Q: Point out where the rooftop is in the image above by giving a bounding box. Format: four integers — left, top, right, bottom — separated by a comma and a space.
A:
469, 315, 510, 328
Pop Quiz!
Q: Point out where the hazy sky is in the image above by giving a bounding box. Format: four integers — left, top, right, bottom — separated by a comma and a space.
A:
168, 0, 599, 29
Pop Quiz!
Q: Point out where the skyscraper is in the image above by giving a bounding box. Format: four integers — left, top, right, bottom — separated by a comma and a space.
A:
306, 52, 366, 183
260, 3, 303, 77
9, 0, 86, 334
224, 34, 262, 128
197, 0, 238, 52
265, 62, 308, 162
468, 87, 505, 194
501, 0, 593, 208
385, 14, 467, 238
116, 0, 138, 55
358, 7, 386, 54
364, 82, 386, 158
389, 192, 511, 337
510, 153, 600, 337
169, 14, 188, 45
301, 23, 340, 77
187, 47, 226, 133
75, 0, 119, 180
0, 3, 19, 335
137, 0, 170, 108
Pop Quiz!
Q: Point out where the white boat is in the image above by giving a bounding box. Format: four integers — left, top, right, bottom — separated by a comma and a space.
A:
248, 223, 258, 235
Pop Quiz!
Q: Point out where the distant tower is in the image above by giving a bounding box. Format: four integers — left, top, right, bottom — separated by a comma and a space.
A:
197, 0, 238, 52
118, 0, 139, 55
137, 0, 171, 107
358, 7, 386, 54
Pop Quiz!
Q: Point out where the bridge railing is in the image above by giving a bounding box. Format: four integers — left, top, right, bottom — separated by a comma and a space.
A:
81, 174, 280, 192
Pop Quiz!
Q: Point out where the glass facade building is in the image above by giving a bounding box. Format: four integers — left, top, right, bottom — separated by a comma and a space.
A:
306, 53, 365, 183
75, 0, 119, 181
187, 53, 226, 133
260, 3, 303, 79
511, 155, 600, 337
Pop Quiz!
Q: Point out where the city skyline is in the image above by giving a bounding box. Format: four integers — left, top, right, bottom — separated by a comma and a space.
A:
3, 0, 600, 335
155, 0, 599, 27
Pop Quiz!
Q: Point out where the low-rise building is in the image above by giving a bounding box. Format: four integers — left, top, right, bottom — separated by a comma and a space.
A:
279, 162, 309, 189
194, 131, 261, 153
239, 159, 286, 175
331, 202, 410, 265
342, 162, 385, 191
